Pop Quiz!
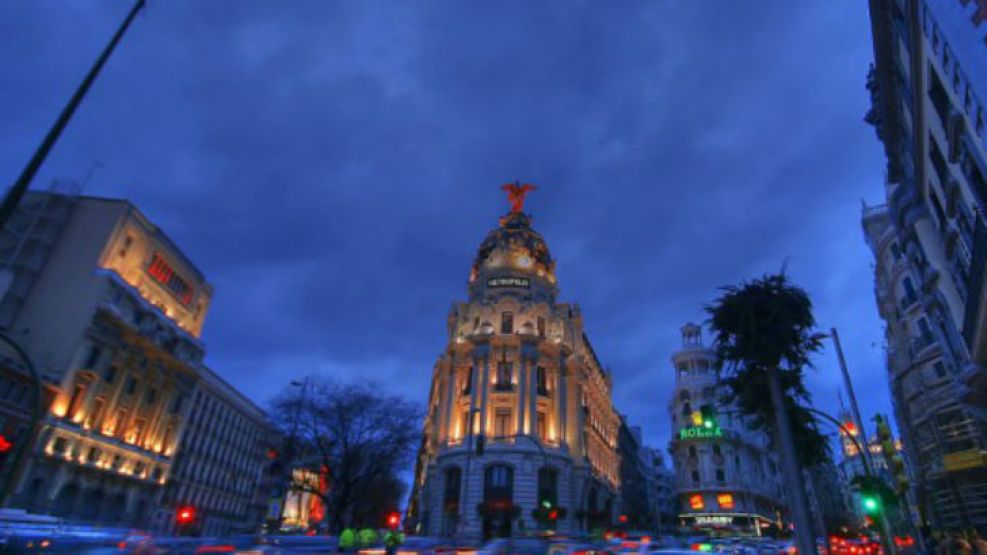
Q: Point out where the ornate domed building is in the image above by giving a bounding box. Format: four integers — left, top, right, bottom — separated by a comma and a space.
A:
408, 185, 621, 539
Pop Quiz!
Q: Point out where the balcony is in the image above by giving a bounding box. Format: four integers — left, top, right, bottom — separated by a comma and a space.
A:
909, 334, 938, 358
899, 293, 919, 312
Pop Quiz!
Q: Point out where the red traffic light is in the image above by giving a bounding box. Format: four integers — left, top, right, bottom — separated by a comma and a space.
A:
548, 509, 558, 521
176, 506, 196, 524
386, 511, 400, 529
618, 514, 628, 523
0, 435, 11, 454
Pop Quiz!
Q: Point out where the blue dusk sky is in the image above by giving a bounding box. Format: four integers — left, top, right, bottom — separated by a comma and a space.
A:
1, 1, 890, 456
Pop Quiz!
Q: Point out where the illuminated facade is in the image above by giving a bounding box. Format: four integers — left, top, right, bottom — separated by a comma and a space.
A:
864, 0, 987, 530
667, 323, 785, 536
410, 192, 621, 539
0, 190, 211, 527
277, 468, 327, 531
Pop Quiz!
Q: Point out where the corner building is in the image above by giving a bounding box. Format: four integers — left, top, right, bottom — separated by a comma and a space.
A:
410, 203, 621, 540
667, 324, 786, 536
0, 189, 210, 527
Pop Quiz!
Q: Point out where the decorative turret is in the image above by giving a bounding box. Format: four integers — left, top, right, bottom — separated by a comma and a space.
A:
467, 183, 557, 302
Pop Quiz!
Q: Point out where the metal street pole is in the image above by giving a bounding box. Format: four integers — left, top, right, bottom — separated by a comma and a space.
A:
767, 365, 817, 555
0, 0, 146, 232
829, 329, 873, 474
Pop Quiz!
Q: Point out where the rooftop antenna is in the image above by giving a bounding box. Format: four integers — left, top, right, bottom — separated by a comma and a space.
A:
81, 161, 104, 190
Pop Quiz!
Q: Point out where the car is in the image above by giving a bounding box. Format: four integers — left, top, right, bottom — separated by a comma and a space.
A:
547, 540, 612, 555
477, 538, 550, 555
398, 536, 446, 555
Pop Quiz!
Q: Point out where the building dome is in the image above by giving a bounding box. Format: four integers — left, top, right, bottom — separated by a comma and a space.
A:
467, 211, 557, 301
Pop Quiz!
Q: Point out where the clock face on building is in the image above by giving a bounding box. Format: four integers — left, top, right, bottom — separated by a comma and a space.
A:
515, 254, 532, 268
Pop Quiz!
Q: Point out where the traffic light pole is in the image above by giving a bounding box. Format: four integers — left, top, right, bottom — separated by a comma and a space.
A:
0, 332, 42, 507
804, 407, 896, 555
827, 330, 899, 555
830, 329, 875, 473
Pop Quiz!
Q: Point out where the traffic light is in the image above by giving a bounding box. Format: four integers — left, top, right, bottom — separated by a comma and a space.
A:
700, 406, 717, 429
873, 414, 909, 496
386, 511, 401, 530
176, 506, 195, 524
618, 514, 628, 524
548, 509, 558, 521
852, 475, 895, 519
861, 494, 881, 515
176, 505, 197, 535
0, 435, 12, 469
475, 434, 485, 456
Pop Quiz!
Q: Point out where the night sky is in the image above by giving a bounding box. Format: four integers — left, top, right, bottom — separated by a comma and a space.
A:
1, 1, 891, 459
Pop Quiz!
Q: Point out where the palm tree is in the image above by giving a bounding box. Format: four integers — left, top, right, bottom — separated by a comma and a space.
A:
706, 273, 828, 555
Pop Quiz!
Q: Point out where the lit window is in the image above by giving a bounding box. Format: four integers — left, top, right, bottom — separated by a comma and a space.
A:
689, 494, 704, 510
146, 252, 194, 305
536, 366, 548, 395
494, 409, 511, 438
496, 363, 512, 390
717, 494, 734, 509
501, 312, 513, 334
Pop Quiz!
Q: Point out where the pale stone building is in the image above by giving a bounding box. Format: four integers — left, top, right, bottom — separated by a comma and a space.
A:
865, 0, 987, 531
0, 188, 209, 527
157, 365, 278, 536
667, 323, 785, 536
409, 196, 621, 539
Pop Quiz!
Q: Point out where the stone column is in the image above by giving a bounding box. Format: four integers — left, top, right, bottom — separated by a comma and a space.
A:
558, 355, 568, 449
468, 351, 481, 436
517, 352, 527, 435
478, 346, 491, 437
528, 349, 539, 439
575, 384, 585, 457
442, 358, 456, 443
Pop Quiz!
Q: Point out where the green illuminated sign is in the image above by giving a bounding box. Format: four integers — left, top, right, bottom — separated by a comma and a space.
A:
679, 426, 723, 440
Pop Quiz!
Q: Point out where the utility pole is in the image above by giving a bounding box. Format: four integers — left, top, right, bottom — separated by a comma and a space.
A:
829, 328, 896, 555
0, 0, 146, 232
767, 365, 817, 555
830, 329, 871, 472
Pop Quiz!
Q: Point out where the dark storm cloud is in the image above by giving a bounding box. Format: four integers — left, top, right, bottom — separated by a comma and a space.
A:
1, 1, 890, 451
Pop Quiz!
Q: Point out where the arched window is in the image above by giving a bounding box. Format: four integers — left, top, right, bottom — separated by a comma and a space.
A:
443, 467, 461, 512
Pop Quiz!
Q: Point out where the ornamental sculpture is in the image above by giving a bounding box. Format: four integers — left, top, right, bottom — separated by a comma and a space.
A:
501, 181, 537, 213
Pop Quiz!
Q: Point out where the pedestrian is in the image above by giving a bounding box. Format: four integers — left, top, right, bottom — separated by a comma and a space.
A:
383, 528, 404, 555
951, 533, 974, 555
970, 531, 987, 555
934, 532, 948, 555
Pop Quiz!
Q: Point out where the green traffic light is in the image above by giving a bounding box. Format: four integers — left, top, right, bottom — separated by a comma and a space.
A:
862, 496, 880, 514
541, 500, 552, 509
